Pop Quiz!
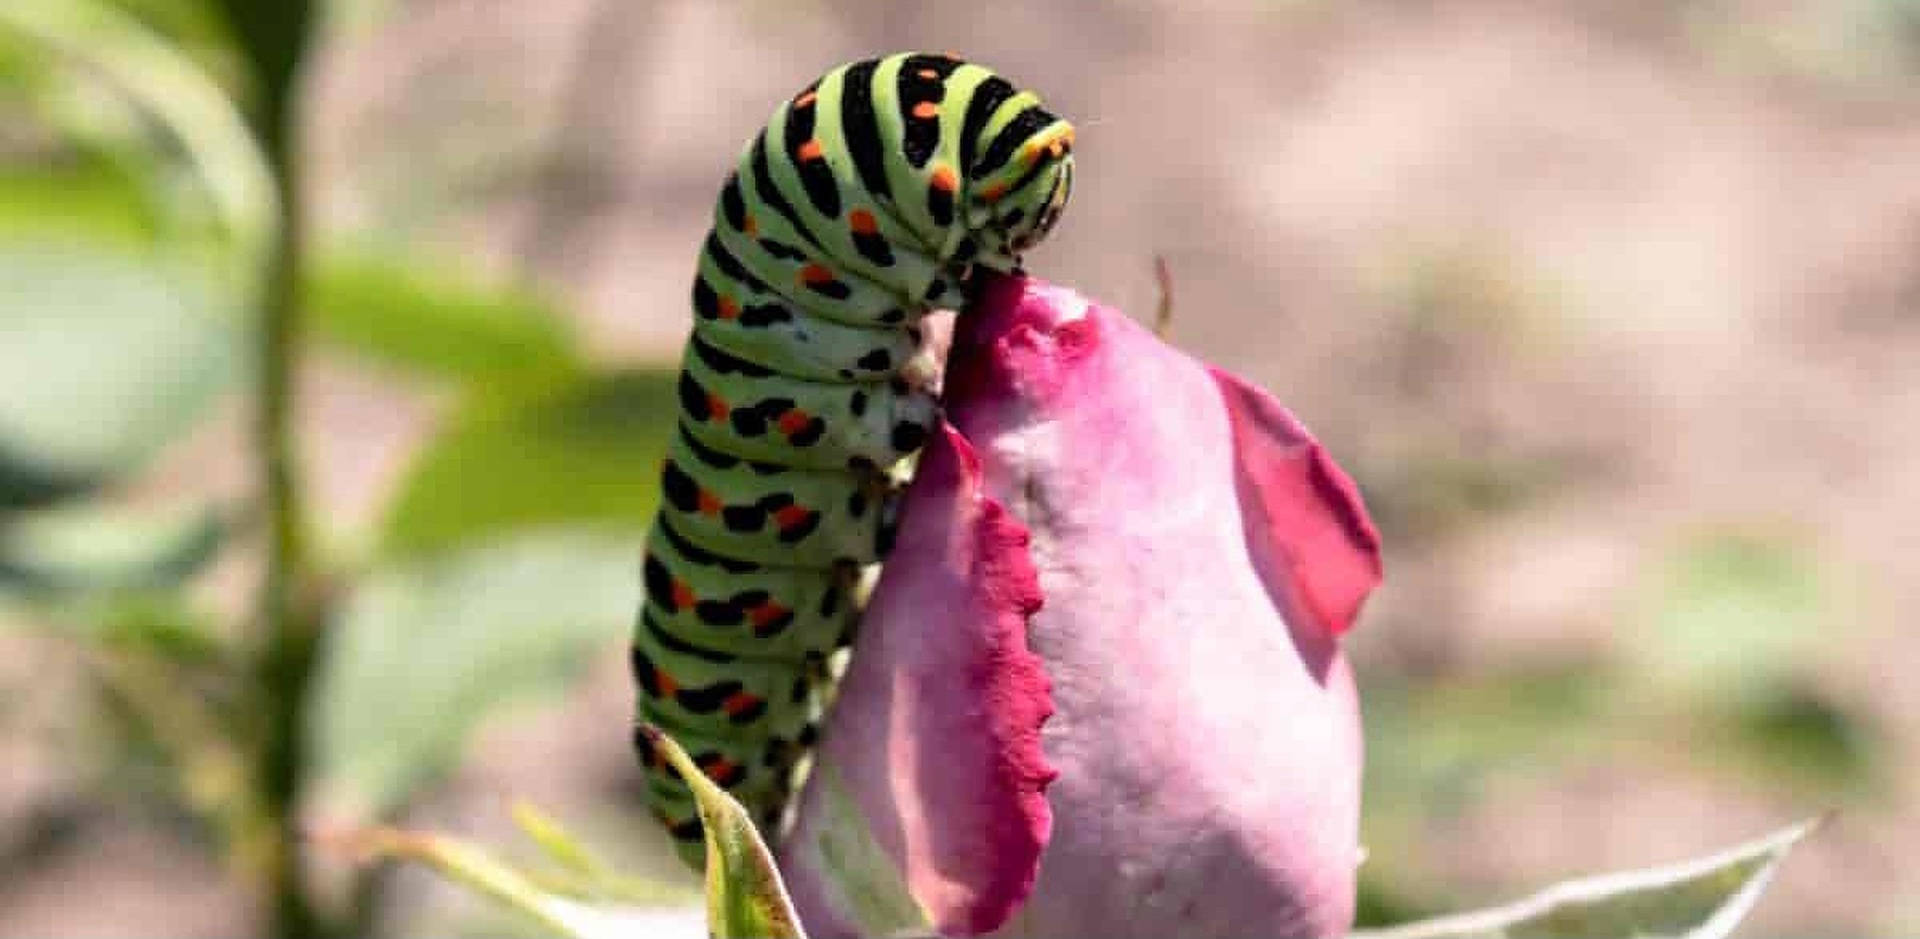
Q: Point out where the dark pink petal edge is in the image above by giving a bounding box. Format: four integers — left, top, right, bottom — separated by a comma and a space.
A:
777, 420, 1054, 937
919, 421, 1057, 935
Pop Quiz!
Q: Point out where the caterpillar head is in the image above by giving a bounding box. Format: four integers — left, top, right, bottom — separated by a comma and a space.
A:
970, 119, 1075, 270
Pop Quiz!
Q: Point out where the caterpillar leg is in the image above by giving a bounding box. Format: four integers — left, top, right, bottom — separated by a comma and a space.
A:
632, 640, 828, 865
632, 719, 817, 865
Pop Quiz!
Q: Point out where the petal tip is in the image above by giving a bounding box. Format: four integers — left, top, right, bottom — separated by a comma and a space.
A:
1210, 365, 1384, 639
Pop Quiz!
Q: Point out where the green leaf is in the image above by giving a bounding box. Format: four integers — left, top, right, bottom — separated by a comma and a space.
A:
321, 0, 396, 37
0, 498, 224, 595
1642, 529, 1826, 702
1708, 684, 1876, 793
1351, 817, 1822, 939
381, 370, 674, 557
506, 801, 702, 908
0, 0, 274, 264
106, 0, 237, 58
1361, 663, 1608, 826
306, 249, 579, 385
1357, 663, 1615, 924
0, 5, 261, 301
309, 531, 640, 818
639, 724, 806, 939
0, 162, 163, 246
512, 801, 607, 885
0, 240, 234, 507
333, 824, 704, 939
89, 594, 228, 668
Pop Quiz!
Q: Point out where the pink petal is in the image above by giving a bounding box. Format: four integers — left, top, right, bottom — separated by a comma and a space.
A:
783, 274, 1380, 939
951, 275, 1375, 938
778, 422, 1055, 937
1211, 364, 1383, 642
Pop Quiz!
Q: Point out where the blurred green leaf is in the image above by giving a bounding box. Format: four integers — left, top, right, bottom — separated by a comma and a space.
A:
0, 0, 274, 268
641, 724, 806, 939
323, 0, 397, 35
0, 4, 253, 282
334, 817, 703, 939
307, 249, 580, 385
0, 161, 161, 246
1363, 663, 1608, 814
381, 371, 674, 557
0, 240, 233, 507
1642, 529, 1826, 703
365, 827, 600, 937
507, 801, 702, 908
84, 636, 268, 859
89, 594, 228, 668
309, 531, 639, 818
0, 498, 224, 595
512, 800, 607, 885
1357, 662, 1614, 925
1357, 874, 1449, 935
1352, 817, 1821, 939
1359, 448, 1569, 544
0, 25, 48, 92
0, 579, 226, 673
1689, 0, 1920, 92
1710, 684, 1876, 793
106, 0, 236, 59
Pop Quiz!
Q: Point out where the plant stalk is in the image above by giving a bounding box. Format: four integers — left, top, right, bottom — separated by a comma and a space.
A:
248, 38, 330, 939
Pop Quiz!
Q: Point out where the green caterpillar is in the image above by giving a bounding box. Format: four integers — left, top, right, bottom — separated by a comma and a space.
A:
631, 52, 1074, 865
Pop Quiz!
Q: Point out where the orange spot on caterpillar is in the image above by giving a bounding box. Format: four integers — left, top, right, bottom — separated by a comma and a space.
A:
772, 505, 812, 530
797, 139, 825, 162
706, 394, 729, 421
980, 180, 1007, 202
748, 603, 790, 629
742, 213, 758, 237
776, 409, 812, 436
721, 692, 763, 718
654, 667, 679, 698
916, 67, 939, 79
798, 263, 834, 286
716, 295, 740, 319
849, 208, 879, 235
1023, 127, 1073, 166
911, 100, 940, 120
929, 164, 957, 193
696, 489, 723, 516
670, 580, 696, 611
794, 90, 817, 109
701, 757, 741, 784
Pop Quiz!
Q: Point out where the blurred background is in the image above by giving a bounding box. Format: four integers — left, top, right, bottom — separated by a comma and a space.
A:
1, 0, 1915, 935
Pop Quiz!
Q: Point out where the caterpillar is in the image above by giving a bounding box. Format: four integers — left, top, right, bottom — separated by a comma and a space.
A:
630, 51, 1074, 866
